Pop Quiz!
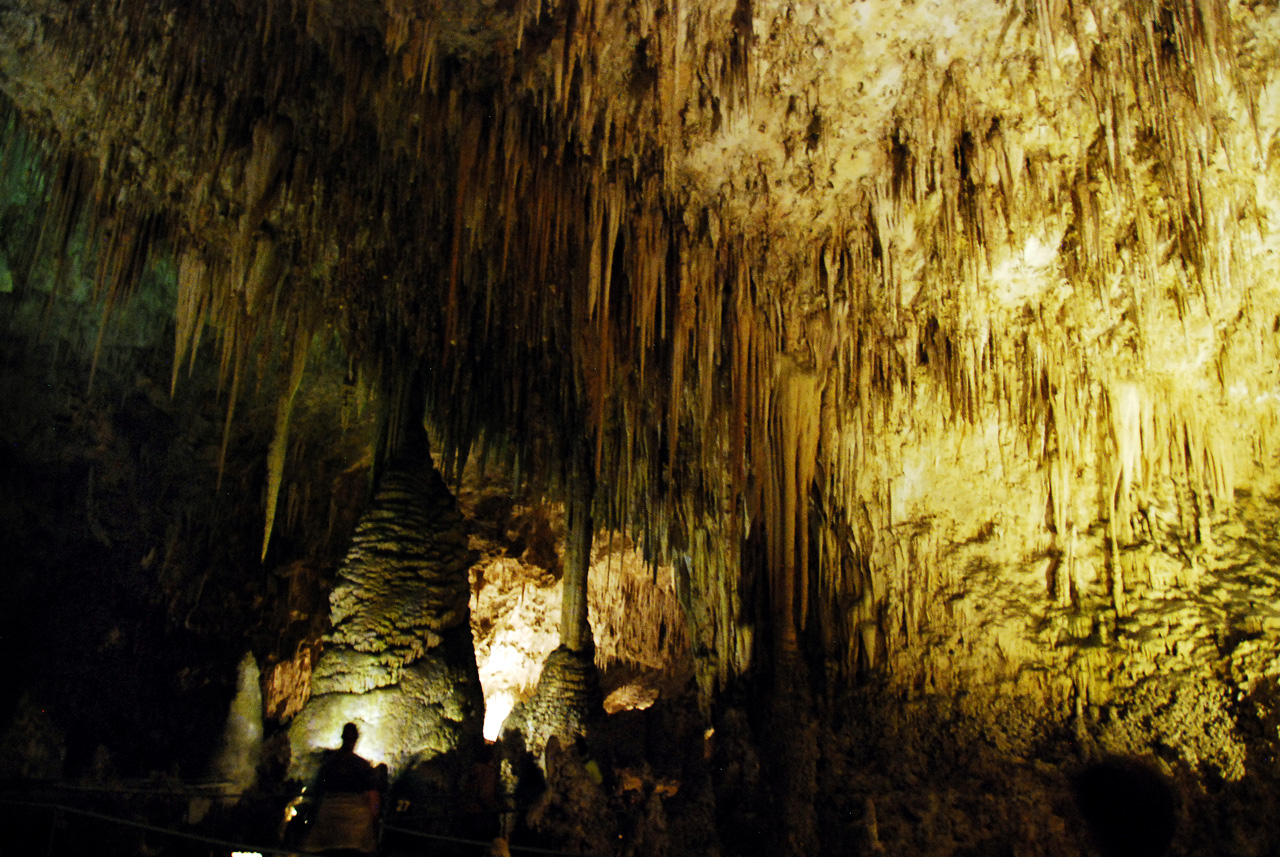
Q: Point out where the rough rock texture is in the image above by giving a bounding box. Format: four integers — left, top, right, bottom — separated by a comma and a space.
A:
0, 151, 371, 780
508, 644, 606, 760
523, 735, 619, 857
326, 452, 473, 662
460, 477, 692, 729
7, 0, 1280, 706
289, 449, 483, 781
9, 0, 1280, 854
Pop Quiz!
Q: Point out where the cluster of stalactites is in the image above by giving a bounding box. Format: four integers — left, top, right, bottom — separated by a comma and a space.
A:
5, 0, 1277, 690
523, 0, 1267, 680
783, 0, 1263, 677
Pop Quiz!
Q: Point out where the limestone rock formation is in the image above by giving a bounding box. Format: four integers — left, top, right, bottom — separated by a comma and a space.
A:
7, 0, 1280, 854
506, 644, 605, 760
289, 447, 483, 781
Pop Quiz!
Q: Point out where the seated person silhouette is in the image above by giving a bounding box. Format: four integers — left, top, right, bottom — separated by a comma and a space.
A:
303, 723, 382, 856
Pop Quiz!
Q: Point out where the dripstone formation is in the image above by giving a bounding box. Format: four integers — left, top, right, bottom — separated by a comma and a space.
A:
289, 444, 482, 781
7, 0, 1280, 854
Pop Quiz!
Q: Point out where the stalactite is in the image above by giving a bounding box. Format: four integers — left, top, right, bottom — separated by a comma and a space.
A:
768, 356, 823, 645
173, 249, 209, 395
3, 0, 1270, 695
262, 329, 309, 561
216, 330, 246, 491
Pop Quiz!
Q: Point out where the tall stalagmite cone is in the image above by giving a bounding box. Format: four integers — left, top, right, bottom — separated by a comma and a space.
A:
288, 364, 483, 783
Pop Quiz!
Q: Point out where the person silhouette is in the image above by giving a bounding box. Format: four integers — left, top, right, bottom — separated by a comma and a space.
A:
303, 723, 383, 856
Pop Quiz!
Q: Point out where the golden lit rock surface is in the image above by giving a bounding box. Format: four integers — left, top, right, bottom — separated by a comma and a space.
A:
6, 0, 1280, 853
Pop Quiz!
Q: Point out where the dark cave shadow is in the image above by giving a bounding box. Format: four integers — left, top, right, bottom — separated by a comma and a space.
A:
1073, 755, 1177, 857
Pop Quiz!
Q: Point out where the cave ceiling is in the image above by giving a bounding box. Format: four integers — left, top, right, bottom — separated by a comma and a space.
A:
4, 0, 1280, 693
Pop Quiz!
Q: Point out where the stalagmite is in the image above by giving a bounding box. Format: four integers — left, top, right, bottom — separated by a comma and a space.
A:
288, 372, 482, 780
511, 438, 604, 755
8, 0, 1280, 850
212, 653, 264, 796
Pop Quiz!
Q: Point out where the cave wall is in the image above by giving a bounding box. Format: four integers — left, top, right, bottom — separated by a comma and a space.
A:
5, 0, 1280, 853
3, 0, 1274, 700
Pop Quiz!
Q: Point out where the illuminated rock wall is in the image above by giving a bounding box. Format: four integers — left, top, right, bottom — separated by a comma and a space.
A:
6, 0, 1280, 851
6, 0, 1279, 702
463, 495, 692, 736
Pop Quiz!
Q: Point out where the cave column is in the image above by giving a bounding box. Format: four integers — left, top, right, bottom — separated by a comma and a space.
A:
559, 437, 595, 653
505, 435, 603, 756
758, 358, 823, 857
